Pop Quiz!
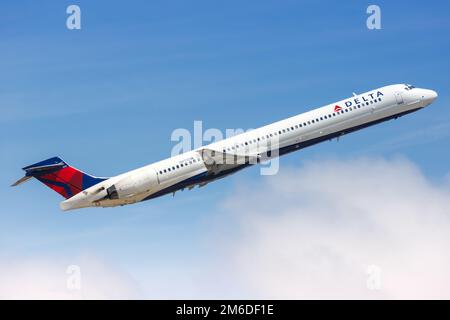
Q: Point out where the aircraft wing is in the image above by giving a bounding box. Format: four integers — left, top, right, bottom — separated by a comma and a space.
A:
197, 148, 260, 175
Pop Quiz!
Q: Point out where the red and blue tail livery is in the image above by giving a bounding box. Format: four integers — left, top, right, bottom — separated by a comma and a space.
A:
11, 157, 107, 199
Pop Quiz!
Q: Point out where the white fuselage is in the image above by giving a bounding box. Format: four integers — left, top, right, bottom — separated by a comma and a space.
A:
60, 84, 437, 211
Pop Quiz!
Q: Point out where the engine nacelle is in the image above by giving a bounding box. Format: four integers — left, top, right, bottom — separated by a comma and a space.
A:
106, 168, 157, 200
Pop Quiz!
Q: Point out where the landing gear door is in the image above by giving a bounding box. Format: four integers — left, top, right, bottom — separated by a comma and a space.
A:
395, 92, 404, 105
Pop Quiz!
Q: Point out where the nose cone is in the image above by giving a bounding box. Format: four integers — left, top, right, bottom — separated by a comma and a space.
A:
422, 89, 438, 106
429, 89, 438, 101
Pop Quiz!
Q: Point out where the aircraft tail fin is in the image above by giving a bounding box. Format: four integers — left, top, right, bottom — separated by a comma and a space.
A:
11, 156, 107, 199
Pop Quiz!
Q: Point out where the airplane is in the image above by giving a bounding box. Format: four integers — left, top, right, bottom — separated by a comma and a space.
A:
12, 84, 438, 211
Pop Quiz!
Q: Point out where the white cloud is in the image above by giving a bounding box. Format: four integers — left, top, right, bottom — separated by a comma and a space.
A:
2, 157, 449, 299
0, 254, 141, 299
215, 156, 450, 299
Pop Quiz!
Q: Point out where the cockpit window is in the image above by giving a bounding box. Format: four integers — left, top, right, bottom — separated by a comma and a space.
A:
404, 84, 415, 90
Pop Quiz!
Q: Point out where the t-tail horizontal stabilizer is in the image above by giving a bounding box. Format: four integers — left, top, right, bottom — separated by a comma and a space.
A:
11, 156, 108, 199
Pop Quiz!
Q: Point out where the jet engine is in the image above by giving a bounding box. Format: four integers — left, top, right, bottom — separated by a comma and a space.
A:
106, 168, 157, 200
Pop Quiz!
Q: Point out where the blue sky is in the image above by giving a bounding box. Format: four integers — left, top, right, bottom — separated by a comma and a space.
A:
0, 1, 449, 298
